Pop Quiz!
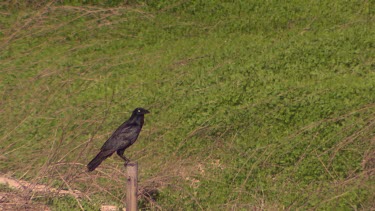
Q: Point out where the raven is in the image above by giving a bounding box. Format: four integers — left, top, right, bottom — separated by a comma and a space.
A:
87, 107, 150, 172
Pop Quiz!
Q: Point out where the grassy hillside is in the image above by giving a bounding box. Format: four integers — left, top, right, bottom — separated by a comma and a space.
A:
1, 0, 374, 210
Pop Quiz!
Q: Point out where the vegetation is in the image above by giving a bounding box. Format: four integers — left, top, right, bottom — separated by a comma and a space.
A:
1, 0, 374, 210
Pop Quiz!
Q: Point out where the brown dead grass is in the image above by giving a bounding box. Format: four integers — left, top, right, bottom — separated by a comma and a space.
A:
0, 190, 50, 211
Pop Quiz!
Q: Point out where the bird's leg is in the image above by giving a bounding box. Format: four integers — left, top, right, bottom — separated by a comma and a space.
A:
121, 155, 130, 166
117, 149, 130, 166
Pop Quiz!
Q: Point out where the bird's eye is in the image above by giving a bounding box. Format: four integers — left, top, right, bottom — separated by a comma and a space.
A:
138, 109, 141, 113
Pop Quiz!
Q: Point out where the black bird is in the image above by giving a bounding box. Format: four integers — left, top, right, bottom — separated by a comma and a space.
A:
87, 107, 150, 172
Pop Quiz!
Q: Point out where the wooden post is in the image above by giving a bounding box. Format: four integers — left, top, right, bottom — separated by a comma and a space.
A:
126, 162, 138, 211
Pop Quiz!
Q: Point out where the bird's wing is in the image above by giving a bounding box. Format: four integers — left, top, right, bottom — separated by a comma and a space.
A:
100, 123, 140, 151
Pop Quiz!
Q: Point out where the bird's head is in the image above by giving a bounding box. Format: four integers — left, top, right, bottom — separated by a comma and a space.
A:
133, 107, 150, 115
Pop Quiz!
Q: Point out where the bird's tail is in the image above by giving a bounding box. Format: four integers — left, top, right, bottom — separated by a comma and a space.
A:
87, 151, 112, 172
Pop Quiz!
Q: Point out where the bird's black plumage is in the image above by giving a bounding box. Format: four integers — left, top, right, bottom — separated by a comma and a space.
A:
87, 107, 150, 172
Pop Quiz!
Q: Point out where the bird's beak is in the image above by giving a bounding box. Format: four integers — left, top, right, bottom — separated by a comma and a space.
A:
144, 109, 150, 114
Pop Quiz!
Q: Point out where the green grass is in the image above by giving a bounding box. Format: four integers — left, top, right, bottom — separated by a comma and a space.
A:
0, 0, 374, 210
